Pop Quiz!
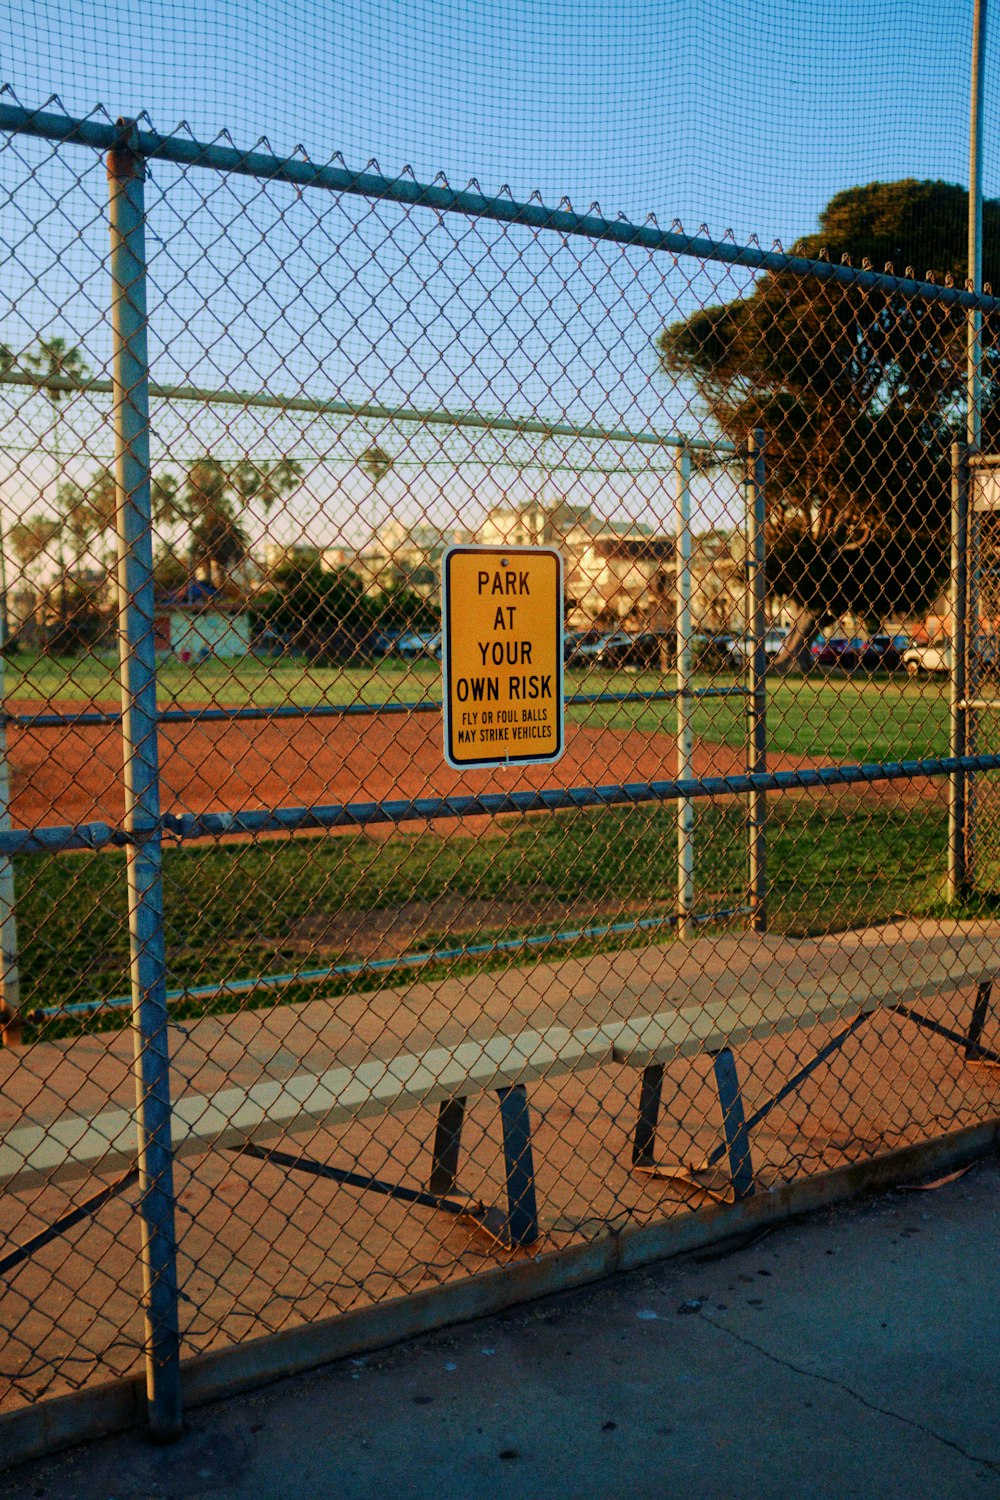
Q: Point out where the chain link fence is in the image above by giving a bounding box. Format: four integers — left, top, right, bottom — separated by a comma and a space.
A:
2, 96, 1000, 1443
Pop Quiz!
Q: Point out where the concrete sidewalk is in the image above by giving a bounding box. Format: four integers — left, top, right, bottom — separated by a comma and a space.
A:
5, 1154, 1000, 1500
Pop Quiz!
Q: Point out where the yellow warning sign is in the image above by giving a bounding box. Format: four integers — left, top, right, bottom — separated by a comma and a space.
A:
441, 544, 564, 768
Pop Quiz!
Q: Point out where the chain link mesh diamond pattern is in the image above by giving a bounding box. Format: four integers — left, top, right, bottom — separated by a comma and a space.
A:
1, 100, 999, 1421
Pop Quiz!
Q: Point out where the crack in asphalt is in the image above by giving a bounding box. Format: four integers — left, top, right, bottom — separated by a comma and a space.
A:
698, 1310, 1000, 1483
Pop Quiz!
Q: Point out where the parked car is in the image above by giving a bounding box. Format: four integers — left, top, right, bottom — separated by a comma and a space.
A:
368, 628, 407, 657
857, 635, 908, 671
563, 629, 605, 664
595, 631, 675, 670
727, 628, 789, 666
812, 634, 907, 671
308, 629, 378, 665
812, 635, 865, 669
902, 640, 1000, 678
902, 641, 950, 676
568, 630, 632, 665
396, 630, 442, 660
692, 632, 737, 670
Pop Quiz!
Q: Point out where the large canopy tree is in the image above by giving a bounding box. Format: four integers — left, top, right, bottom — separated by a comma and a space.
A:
659, 180, 1000, 668
253, 560, 377, 660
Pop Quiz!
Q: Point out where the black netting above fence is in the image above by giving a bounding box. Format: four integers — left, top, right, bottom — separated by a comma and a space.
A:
3, 0, 999, 252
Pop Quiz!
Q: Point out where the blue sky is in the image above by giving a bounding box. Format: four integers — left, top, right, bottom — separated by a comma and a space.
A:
1, 0, 995, 545
3, 0, 995, 246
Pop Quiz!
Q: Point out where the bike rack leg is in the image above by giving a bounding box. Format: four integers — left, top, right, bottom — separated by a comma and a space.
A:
632, 1063, 665, 1168
966, 981, 993, 1059
712, 1048, 755, 1200
429, 1097, 466, 1196
497, 1084, 539, 1247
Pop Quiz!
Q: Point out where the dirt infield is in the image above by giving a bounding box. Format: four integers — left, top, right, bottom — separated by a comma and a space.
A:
12, 709, 939, 830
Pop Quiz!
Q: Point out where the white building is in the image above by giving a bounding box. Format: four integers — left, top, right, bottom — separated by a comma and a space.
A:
158, 603, 252, 659
480, 499, 675, 628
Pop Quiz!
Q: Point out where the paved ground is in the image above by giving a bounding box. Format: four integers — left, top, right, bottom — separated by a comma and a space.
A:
5, 1151, 1000, 1500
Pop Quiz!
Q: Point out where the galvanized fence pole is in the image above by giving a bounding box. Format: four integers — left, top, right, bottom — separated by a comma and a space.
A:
107, 120, 183, 1439
968, 0, 986, 451
675, 445, 695, 939
950, 441, 971, 900
0, 592, 21, 1046
746, 429, 768, 933
958, 0, 986, 901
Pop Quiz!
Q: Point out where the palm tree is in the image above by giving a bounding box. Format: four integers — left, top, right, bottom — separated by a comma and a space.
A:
153, 457, 302, 589
56, 466, 117, 607
22, 339, 91, 630
23, 338, 90, 447
359, 442, 394, 554
360, 443, 393, 487
229, 458, 302, 518
9, 515, 62, 646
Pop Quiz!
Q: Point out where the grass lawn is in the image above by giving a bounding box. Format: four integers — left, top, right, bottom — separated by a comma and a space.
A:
21, 794, 952, 1038
4, 650, 446, 709
574, 670, 951, 764
8, 650, 952, 764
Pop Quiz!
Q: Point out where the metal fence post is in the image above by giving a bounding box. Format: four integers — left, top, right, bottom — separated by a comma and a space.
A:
0, 609, 21, 1046
675, 445, 695, 939
958, 0, 986, 904
949, 440, 970, 901
746, 429, 767, 933
968, 0, 986, 452
107, 119, 183, 1440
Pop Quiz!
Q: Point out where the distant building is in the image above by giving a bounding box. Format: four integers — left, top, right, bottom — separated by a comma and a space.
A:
277, 499, 761, 636
480, 499, 593, 550
338, 520, 469, 595
571, 534, 675, 628
688, 529, 748, 635
155, 581, 252, 659
165, 606, 252, 660
262, 541, 322, 579
481, 499, 675, 629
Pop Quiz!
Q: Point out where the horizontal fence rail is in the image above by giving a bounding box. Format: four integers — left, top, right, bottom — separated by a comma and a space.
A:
2, 99, 998, 313
0, 369, 729, 455
8, 685, 750, 731
3, 753, 1000, 857
29, 905, 754, 1023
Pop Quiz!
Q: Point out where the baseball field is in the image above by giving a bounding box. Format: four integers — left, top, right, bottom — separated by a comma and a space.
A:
5, 654, 963, 1036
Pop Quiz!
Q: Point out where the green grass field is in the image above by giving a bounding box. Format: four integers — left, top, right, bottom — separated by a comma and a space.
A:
578, 670, 951, 764
21, 793, 954, 1038
6, 650, 447, 709
8, 650, 952, 763
5, 652, 966, 1037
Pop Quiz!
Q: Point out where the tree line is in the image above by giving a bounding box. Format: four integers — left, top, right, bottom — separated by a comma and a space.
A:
660, 178, 1000, 670
4, 338, 435, 654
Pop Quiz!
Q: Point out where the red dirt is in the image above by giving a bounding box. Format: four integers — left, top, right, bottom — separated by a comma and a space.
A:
12, 709, 939, 831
